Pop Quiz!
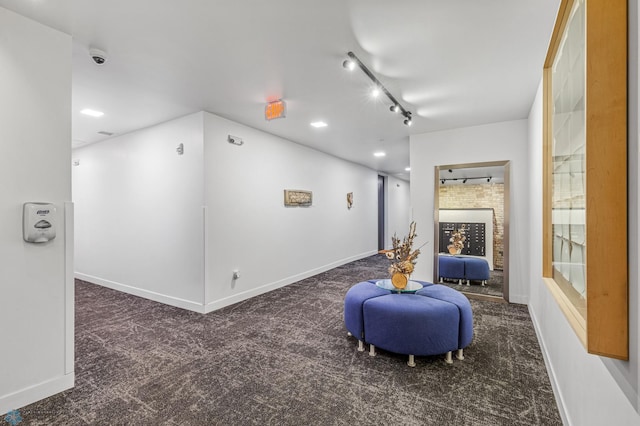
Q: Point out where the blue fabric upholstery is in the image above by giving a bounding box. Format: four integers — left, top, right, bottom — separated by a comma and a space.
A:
438, 255, 465, 281
343, 280, 389, 340
416, 285, 474, 349
462, 257, 490, 281
363, 294, 459, 356
344, 279, 474, 359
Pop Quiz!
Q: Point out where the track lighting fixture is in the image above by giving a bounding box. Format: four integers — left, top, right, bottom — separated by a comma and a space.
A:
440, 175, 495, 184
342, 59, 356, 71
343, 51, 413, 126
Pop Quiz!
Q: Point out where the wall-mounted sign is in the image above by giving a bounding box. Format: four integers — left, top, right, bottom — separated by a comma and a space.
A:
265, 100, 286, 121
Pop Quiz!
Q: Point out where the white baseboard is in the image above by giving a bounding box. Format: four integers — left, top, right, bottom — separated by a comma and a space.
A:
204, 250, 378, 313
528, 305, 570, 426
0, 373, 74, 417
508, 294, 528, 304
76, 250, 378, 315
74, 273, 206, 313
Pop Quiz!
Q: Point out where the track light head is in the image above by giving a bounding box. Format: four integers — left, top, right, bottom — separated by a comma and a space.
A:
343, 51, 413, 127
463, 179, 467, 183
342, 59, 356, 71
487, 177, 491, 182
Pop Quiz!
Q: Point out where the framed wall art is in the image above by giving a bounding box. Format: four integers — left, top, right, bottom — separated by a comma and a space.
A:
284, 190, 312, 207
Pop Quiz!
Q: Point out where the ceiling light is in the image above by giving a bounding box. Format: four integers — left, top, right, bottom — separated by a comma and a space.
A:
405, 167, 411, 171
343, 51, 412, 126
371, 87, 380, 98
310, 121, 328, 128
374, 152, 386, 157
80, 108, 104, 117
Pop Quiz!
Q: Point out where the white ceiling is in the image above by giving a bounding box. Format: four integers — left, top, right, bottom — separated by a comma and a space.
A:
1, 0, 560, 181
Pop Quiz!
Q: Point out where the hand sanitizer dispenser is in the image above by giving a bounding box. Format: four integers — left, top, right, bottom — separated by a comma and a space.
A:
23, 202, 56, 243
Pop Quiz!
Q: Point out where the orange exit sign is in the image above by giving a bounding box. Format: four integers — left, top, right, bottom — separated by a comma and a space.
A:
265, 100, 286, 120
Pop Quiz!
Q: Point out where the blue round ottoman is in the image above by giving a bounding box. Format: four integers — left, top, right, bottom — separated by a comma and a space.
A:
344, 280, 473, 366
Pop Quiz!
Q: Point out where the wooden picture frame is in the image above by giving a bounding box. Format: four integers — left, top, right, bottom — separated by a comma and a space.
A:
542, 0, 628, 359
284, 190, 312, 207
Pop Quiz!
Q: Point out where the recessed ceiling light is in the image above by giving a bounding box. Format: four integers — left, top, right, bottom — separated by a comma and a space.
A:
371, 87, 380, 98
405, 167, 411, 171
80, 108, 104, 117
374, 152, 386, 157
310, 121, 328, 128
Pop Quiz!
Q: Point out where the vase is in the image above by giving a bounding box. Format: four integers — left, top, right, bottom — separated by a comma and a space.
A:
391, 272, 409, 290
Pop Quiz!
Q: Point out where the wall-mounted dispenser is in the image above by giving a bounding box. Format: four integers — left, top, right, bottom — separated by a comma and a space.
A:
23, 202, 56, 243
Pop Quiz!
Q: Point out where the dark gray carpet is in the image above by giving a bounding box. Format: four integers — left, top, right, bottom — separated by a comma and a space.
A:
440, 269, 505, 298
17, 254, 561, 425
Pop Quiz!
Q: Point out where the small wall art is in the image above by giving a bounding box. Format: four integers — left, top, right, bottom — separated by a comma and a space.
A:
347, 192, 353, 209
284, 190, 312, 207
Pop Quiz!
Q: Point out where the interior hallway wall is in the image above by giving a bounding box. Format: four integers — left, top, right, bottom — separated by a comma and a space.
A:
0, 7, 74, 414
384, 175, 411, 249
526, 0, 640, 418
409, 120, 530, 303
73, 113, 205, 311
202, 112, 379, 311
73, 110, 399, 313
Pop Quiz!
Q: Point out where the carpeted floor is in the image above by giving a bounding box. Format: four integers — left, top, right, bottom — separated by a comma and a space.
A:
17, 254, 561, 425
440, 269, 504, 298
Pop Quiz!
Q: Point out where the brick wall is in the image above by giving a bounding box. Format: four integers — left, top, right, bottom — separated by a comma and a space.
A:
439, 183, 504, 269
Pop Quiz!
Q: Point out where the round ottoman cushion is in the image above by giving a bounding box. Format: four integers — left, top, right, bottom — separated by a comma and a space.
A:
416, 285, 474, 349
439, 256, 465, 280
363, 294, 459, 356
344, 281, 389, 340
463, 258, 490, 281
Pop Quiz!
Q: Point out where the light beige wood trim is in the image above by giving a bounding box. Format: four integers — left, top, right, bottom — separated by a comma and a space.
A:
542, 0, 628, 360
544, 277, 587, 344
584, 0, 628, 360
544, 0, 574, 68
542, 67, 553, 278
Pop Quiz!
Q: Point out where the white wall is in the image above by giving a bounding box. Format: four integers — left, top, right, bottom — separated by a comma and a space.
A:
0, 8, 74, 414
385, 175, 411, 249
73, 110, 389, 313
527, 79, 640, 425
526, 1, 640, 420
410, 120, 530, 302
202, 112, 378, 311
73, 113, 205, 311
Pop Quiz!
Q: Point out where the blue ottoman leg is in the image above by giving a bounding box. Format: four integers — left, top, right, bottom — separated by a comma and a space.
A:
445, 351, 453, 364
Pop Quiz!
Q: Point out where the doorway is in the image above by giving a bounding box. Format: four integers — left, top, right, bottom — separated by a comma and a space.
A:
433, 161, 510, 302
378, 175, 385, 250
